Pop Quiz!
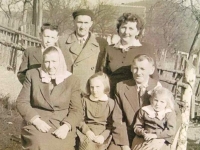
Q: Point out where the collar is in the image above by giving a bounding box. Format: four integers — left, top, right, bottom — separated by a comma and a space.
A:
142, 105, 172, 120
113, 40, 141, 52
76, 33, 89, 42
136, 80, 149, 91
39, 68, 72, 85
66, 32, 99, 46
89, 94, 108, 102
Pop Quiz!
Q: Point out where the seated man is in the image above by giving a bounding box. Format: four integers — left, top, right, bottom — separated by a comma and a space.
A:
108, 54, 181, 150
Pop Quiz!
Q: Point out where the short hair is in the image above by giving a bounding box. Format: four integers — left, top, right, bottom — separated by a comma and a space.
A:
117, 13, 144, 39
86, 72, 110, 95
150, 86, 175, 110
41, 23, 58, 33
132, 54, 155, 67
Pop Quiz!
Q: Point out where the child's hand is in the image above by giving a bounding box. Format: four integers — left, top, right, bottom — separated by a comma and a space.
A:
52, 124, 69, 139
144, 133, 157, 141
94, 135, 104, 144
86, 130, 96, 141
32, 118, 51, 133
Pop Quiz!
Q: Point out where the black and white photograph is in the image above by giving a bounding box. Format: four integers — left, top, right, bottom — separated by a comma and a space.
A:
0, 0, 199, 149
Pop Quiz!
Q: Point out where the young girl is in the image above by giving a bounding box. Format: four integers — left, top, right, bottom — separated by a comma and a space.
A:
131, 87, 176, 150
77, 72, 115, 150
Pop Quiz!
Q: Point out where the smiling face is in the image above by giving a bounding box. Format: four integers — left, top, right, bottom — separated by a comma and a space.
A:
40, 29, 58, 48
131, 59, 155, 85
118, 21, 139, 45
43, 51, 60, 75
151, 94, 168, 112
89, 77, 105, 100
74, 15, 93, 37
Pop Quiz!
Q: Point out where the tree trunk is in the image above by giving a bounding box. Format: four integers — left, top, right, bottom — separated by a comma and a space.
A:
33, 0, 43, 37
177, 58, 196, 150
188, 23, 200, 59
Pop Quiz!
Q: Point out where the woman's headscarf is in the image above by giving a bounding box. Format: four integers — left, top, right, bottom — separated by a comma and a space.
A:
40, 46, 72, 85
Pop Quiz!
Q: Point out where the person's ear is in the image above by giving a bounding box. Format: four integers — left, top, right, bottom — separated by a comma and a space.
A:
149, 65, 155, 75
89, 20, 93, 28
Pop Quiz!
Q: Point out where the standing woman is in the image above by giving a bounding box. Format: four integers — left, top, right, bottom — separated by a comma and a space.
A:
103, 13, 159, 97
16, 46, 83, 150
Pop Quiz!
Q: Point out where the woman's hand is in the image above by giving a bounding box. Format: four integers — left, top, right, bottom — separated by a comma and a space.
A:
32, 118, 51, 133
52, 124, 69, 139
121, 145, 131, 150
144, 133, 157, 141
94, 135, 104, 144
86, 130, 96, 141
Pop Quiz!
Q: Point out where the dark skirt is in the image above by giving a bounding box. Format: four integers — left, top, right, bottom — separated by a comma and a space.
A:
21, 124, 76, 150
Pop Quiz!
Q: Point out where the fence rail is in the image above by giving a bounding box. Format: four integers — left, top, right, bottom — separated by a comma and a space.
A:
0, 24, 41, 73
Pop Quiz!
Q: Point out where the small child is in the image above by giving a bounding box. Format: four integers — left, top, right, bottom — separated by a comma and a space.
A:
131, 87, 176, 150
77, 72, 115, 150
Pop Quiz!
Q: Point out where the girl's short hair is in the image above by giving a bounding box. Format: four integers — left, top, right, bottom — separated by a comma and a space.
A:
86, 72, 110, 95
150, 86, 175, 110
117, 13, 144, 39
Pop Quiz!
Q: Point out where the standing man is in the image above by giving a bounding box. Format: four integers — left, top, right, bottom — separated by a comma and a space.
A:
17, 23, 59, 84
59, 9, 107, 93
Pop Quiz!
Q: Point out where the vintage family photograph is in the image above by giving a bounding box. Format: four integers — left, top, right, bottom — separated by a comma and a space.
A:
0, 0, 199, 149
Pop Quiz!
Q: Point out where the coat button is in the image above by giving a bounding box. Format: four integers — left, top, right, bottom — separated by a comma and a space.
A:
91, 67, 94, 70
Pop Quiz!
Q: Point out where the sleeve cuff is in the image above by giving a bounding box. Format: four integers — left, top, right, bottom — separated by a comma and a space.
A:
63, 122, 72, 131
30, 115, 40, 124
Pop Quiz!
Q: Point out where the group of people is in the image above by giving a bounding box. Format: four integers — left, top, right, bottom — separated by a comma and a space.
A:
16, 8, 181, 150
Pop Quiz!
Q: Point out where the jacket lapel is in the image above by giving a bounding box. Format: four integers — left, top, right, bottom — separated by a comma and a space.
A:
50, 80, 67, 101
39, 82, 54, 109
76, 34, 99, 63
124, 80, 140, 112
67, 32, 100, 63
33, 48, 42, 63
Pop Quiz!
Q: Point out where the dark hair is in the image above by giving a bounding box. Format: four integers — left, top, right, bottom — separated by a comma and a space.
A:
86, 72, 110, 95
117, 13, 144, 39
132, 54, 155, 67
41, 23, 58, 33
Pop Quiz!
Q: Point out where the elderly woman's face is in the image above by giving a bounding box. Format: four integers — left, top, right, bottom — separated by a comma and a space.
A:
43, 51, 60, 75
119, 21, 139, 44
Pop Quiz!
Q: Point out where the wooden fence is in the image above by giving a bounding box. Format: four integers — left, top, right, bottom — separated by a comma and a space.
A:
0, 24, 40, 73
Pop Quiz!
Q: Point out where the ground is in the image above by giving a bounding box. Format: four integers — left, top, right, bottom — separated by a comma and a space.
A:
0, 66, 199, 150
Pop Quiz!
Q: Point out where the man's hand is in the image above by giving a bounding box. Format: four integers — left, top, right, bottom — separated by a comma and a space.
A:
52, 124, 69, 139
32, 118, 51, 133
86, 130, 96, 141
94, 135, 104, 144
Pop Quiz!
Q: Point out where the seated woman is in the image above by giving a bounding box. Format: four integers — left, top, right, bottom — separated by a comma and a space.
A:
16, 46, 83, 150
132, 87, 176, 150
103, 13, 159, 97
